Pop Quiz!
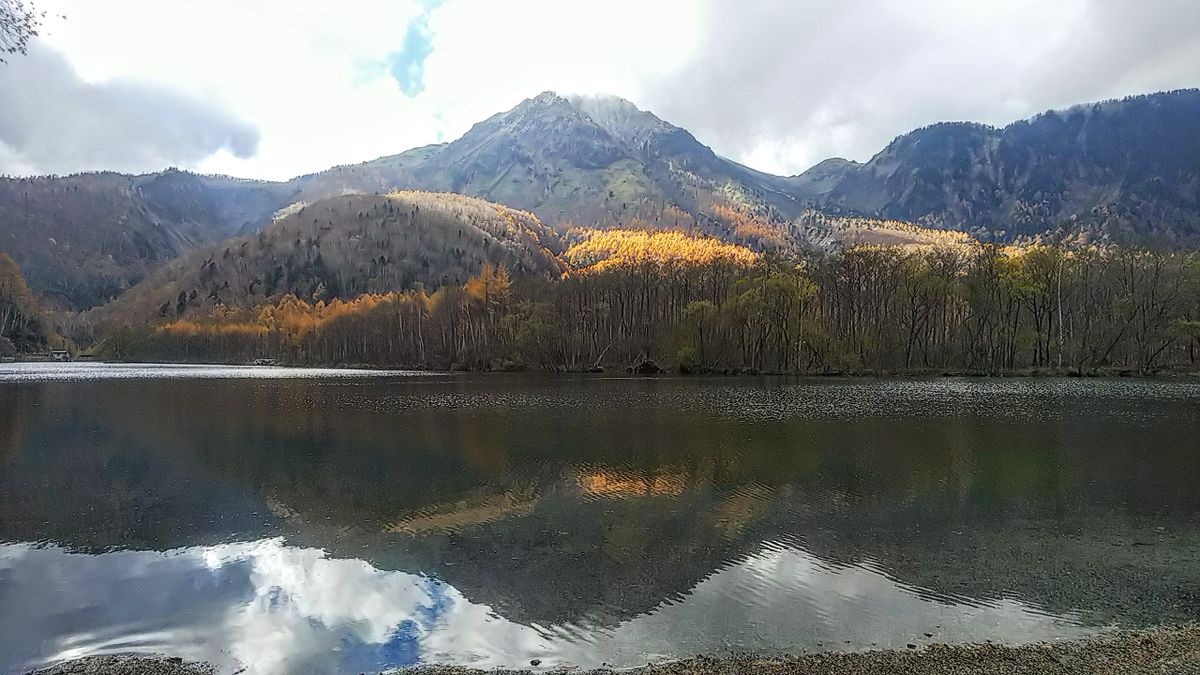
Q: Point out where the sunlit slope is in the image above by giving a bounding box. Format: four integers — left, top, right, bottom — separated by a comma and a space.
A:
91, 191, 565, 327
565, 229, 758, 273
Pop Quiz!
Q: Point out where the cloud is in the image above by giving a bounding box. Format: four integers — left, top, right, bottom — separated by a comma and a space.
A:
1025, 0, 1200, 106
0, 540, 553, 674
14, 0, 1200, 179
0, 539, 1096, 673
633, 0, 1200, 175
0, 43, 259, 176
35, 0, 438, 179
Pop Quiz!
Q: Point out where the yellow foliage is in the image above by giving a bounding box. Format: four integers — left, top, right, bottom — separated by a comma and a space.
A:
565, 229, 758, 274
152, 259, 523, 348
464, 263, 512, 306
158, 292, 400, 339
578, 470, 687, 499
710, 202, 788, 247
156, 319, 267, 339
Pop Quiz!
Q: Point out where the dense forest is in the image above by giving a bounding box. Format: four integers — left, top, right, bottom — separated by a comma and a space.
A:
109, 238, 1200, 375
87, 191, 566, 330
0, 253, 50, 356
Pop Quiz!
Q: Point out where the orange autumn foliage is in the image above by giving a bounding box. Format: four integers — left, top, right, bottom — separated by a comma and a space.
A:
158, 292, 399, 340
565, 229, 758, 274
577, 470, 687, 499
463, 263, 512, 307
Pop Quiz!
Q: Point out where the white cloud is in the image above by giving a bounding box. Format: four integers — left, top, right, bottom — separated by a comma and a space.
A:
35, 0, 438, 179
0, 43, 257, 175
21, 0, 703, 179
638, 0, 1200, 174
1, 539, 1097, 673
9, 0, 1200, 179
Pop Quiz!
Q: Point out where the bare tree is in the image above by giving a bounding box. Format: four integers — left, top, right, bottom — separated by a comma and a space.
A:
0, 0, 43, 63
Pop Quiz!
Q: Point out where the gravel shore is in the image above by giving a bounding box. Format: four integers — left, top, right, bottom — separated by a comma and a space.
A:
28, 656, 214, 675
29, 626, 1200, 675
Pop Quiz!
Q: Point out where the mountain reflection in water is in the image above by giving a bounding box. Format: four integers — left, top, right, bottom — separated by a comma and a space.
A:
1, 538, 1093, 674
1, 364, 1198, 673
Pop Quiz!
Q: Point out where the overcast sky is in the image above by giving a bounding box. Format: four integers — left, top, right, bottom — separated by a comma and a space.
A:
2, 0, 1197, 180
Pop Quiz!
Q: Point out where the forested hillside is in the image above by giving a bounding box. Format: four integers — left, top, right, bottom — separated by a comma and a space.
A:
90, 191, 565, 331
5, 89, 1200, 319
290, 92, 802, 237
806, 90, 1200, 244
0, 254, 51, 355
117, 240, 1200, 375
0, 93, 800, 307
288, 89, 1200, 247
0, 170, 289, 309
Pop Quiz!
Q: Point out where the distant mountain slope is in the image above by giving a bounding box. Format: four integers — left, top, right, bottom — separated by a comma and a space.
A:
6, 89, 1200, 311
566, 94, 803, 217
0, 86, 796, 309
289, 92, 803, 235
801, 89, 1200, 244
292, 93, 664, 225
91, 191, 565, 328
0, 170, 290, 309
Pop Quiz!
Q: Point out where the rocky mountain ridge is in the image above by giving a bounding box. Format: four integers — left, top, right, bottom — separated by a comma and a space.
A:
4, 89, 1200, 309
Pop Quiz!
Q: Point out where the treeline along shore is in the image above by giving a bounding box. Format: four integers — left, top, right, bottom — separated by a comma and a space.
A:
101, 242, 1200, 375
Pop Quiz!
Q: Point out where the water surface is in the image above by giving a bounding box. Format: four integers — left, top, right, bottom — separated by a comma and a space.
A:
1, 363, 1198, 673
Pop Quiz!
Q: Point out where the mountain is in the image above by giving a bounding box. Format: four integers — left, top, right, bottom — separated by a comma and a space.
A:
290, 92, 663, 225
90, 191, 565, 328
5, 89, 1200, 311
290, 92, 802, 233
800, 89, 1200, 244
0, 170, 291, 309
0, 93, 803, 309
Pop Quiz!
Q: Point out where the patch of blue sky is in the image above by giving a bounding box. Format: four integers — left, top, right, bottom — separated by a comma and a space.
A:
378, 0, 444, 97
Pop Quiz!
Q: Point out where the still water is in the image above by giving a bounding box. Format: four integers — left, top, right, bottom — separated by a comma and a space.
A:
1, 363, 1198, 674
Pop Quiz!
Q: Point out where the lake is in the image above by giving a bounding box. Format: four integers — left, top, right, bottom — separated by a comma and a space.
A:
1, 363, 1198, 674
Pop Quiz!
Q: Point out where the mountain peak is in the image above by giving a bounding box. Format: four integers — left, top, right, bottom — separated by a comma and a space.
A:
568, 93, 640, 113
7, 90, 1198, 313
495, 91, 593, 127
567, 94, 679, 147
524, 90, 572, 108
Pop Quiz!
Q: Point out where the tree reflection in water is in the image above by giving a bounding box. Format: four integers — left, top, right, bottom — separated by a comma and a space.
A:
0, 367, 1198, 672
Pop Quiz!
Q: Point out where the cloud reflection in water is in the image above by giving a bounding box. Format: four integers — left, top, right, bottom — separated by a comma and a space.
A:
0, 538, 1096, 674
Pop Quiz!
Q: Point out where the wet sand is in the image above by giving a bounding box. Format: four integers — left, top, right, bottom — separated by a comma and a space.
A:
29, 626, 1200, 675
